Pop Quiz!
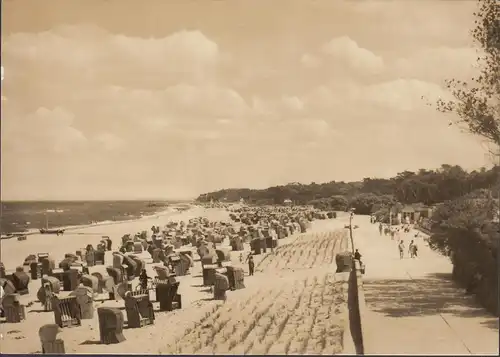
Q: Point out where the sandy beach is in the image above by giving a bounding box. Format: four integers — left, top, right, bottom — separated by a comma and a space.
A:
1, 205, 192, 269
0, 206, 351, 354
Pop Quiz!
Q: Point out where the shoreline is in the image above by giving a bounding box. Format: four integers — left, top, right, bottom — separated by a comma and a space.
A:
0, 204, 192, 239
0, 204, 223, 269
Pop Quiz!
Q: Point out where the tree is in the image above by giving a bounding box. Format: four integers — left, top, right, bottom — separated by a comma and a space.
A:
436, 0, 500, 147
329, 195, 349, 211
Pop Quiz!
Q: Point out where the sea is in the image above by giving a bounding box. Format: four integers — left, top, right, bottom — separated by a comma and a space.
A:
0, 200, 186, 235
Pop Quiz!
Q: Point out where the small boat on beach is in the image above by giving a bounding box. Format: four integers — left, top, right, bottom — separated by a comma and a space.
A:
40, 211, 65, 235
39, 228, 65, 235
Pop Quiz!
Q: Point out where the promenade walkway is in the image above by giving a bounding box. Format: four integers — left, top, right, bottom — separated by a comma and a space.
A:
352, 216, 499, 355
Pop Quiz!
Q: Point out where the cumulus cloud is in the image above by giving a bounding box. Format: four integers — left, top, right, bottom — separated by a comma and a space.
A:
3, 25, 222, 87
3, 106, 87, 154
321, 36, 384, 75
113, 29, 220, 71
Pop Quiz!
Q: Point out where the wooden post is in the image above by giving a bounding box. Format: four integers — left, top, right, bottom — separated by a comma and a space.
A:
349, 209, 355, 254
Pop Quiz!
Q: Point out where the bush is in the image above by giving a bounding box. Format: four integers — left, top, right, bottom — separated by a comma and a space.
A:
349, 193, 395, 216
428, 191, 498, 315
308, 196, 348, 211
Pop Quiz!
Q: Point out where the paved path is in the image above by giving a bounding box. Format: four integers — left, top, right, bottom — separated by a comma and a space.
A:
352, 215, 499, 355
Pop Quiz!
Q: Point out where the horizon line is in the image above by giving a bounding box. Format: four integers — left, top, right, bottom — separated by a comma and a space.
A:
0, 198, 195, 202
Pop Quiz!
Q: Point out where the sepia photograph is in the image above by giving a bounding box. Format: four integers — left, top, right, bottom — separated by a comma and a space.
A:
0, 0, 499, 354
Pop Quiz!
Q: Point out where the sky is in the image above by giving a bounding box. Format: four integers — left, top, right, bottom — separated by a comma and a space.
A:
0, 0, 492, 200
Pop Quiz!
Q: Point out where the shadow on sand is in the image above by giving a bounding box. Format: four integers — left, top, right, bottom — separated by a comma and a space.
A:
362, 272, 498, 330
80, 340, 101, 345
190, 284, 205, 288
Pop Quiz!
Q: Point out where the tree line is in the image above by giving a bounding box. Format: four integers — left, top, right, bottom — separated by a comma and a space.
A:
196, 164, 500, 214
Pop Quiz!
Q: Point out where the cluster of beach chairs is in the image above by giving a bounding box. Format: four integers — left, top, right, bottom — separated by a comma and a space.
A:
0, 204, 335, 353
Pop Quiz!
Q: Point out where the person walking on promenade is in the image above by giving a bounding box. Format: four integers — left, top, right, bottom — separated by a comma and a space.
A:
378, 223, 383, 236
408, 240, 415, 258
411, 242, 418, 258
0, 282, 4, 316
398, 240, 405, 259
0, 282, 3, 338
354, 249, 362, 263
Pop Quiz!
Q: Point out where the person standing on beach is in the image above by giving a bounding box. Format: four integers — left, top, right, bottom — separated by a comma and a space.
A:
248, 255, 255, 276
139, 269, 151, 290
398, 240, 405, 259
378, 223, 383, 235
270, 227, 278, 253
